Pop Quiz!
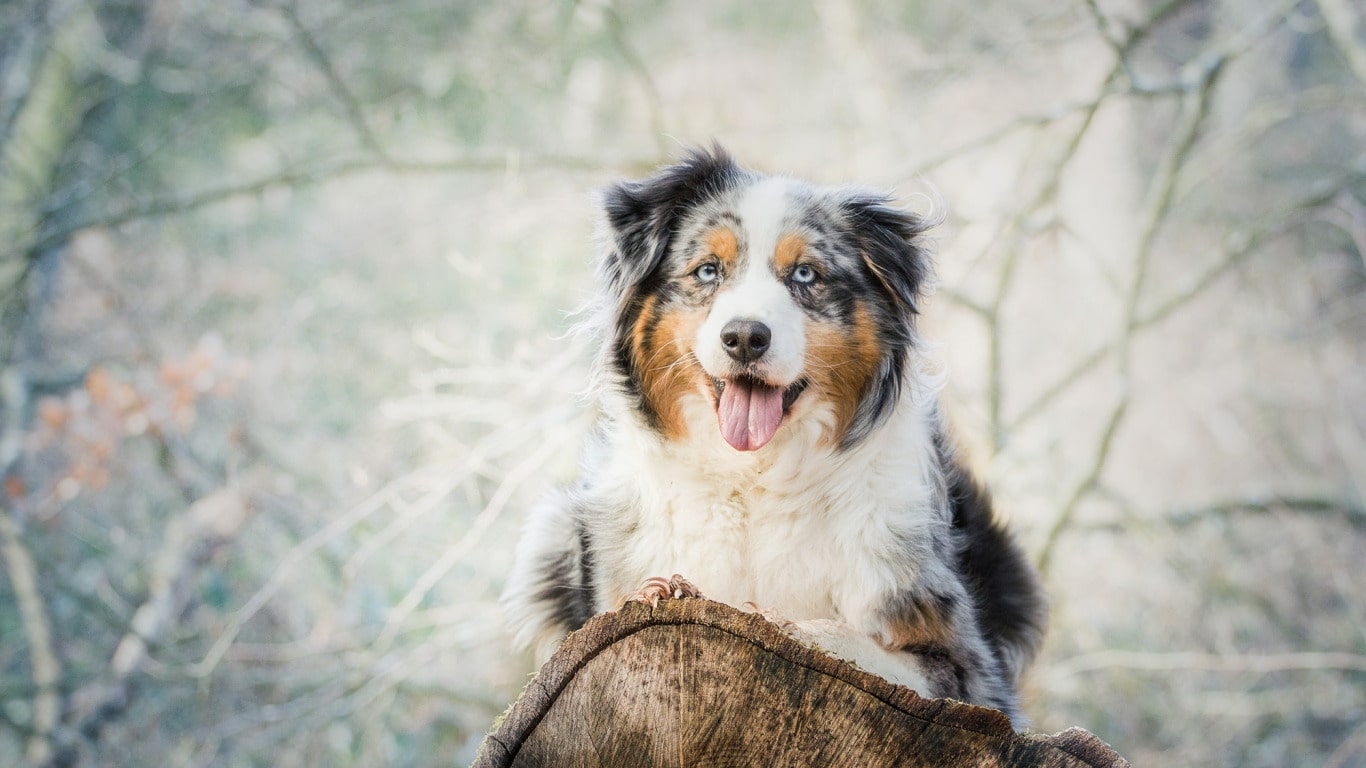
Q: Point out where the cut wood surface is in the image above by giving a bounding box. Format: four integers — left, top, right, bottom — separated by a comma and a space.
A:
476, 598, 1127, 767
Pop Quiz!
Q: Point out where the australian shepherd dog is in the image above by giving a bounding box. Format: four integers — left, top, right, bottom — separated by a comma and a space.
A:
502, 146, 1047, 726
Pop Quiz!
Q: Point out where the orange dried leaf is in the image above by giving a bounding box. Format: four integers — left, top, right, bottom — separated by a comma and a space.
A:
160, 360, 185, 386
85, 367, 113, 405
37, 397, 67, 429
113, 382, 140, 411
3, 475, 26, 499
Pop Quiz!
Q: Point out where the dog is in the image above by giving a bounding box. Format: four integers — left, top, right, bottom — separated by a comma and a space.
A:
501, 146, 1047, 726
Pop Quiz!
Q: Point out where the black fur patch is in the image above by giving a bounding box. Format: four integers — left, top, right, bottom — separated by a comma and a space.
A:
836, 196, 934, 450
902, 642, 967, 700
936, 425, 1048, 680
838, 194, 934, 318
601, 145, 751, 300
531, 522, 596, 633
601, 145, 752, 428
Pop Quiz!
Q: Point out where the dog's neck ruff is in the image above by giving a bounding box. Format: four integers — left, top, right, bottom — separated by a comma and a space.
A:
593, 376, 946, 624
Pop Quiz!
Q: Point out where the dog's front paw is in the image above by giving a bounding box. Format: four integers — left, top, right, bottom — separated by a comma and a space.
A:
623, 573, 703, 608
783, 619, 936, 696
741, 601, 796, 631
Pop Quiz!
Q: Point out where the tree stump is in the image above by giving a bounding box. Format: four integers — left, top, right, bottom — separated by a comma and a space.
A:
476, 598, 1127, 767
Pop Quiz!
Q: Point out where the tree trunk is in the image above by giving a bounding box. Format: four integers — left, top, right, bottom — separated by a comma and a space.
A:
476, 598, 1127, 767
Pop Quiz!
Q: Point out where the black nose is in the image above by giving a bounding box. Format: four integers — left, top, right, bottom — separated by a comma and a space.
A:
720, 319, 772, 364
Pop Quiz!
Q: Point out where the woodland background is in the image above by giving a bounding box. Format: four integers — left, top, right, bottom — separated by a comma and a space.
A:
1, 0, 1364, 765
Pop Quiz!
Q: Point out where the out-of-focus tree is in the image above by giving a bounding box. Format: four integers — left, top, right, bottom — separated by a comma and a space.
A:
0, 0, 1362, 766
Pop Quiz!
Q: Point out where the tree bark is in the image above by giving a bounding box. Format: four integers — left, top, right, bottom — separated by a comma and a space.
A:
477, 598, 1127, 767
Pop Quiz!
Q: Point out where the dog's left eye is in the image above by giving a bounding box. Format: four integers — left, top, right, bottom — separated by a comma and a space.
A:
791, 264, 818, 285
694, 263, 721, 283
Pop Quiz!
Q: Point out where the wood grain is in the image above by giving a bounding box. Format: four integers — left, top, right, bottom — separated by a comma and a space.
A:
476, 599, 1127, 767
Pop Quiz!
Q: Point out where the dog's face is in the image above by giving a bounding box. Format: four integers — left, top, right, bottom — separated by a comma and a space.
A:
600, 147, 932, 452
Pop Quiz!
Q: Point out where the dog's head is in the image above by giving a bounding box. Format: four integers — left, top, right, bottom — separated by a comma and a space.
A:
597, 145, 933, 452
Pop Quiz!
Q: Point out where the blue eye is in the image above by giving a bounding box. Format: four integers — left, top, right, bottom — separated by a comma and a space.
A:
792, 264, 817, 284
695, 263, 721, 283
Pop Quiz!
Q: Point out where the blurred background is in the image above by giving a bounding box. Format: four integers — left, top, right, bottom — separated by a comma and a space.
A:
1, 0, 1363, 765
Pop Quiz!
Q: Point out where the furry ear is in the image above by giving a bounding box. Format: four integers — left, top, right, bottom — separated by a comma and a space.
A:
841, 194, 935, 317
599, 144, 747, 296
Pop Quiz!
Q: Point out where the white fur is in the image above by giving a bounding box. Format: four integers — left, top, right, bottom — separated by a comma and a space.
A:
585, 379, 947, 654
694, 179, 808, 385
783, 619, 934, 692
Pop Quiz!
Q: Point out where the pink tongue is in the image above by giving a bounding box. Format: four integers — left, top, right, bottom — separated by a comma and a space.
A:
717, 379, 784, 451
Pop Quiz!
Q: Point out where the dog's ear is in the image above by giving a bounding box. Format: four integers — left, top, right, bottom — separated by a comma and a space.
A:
600, 144, 746, 295
842, 195, 935, 317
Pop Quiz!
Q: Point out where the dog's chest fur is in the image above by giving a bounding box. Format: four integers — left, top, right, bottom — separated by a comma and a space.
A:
586, 394, 946, 632
503, 148, 1048, 725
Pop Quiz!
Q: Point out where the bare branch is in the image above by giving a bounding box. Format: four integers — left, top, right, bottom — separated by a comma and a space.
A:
279, 2, 392, 164
1164, 495, 1366, 529
1008, 159, 1366, 432
2, 150, 657, 266
603, 3, 669, 158
1036, 41, 1227, 572
1036, 392, 1127, 575
1325, 720, 1366, 768
56, 489, 255, 762
373, 427, 575, 648
1050, 649, 1366, 678
1124, 0, 1202, 53
936, 284, 993, 320
926, 1, 1223, 454
0, 513, 60, 765
0, 367, 59, 764
188, 477, 414, 679
1073, 493, 1366, 537
1081, 0, 1125, 55
908, 95, 1106, 177
1316, 0, 1366, 88
1124, 54, 1224, 336
983, 64, 1122, 452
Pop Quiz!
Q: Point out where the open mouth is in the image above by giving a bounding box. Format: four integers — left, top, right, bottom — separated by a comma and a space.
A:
710, 375, 808, 452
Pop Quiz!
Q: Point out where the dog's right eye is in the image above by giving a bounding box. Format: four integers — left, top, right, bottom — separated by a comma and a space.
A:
694, 263, 721, 283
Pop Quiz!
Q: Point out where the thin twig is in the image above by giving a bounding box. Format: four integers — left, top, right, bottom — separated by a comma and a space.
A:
1082, 0, 1125, 55
1, 151, 655, 265
1050, 649, 1366, 677
1012, 0, 1347, 436
0, 368, 60, 764
603, 3, 668, 158
984, 64, 1120, 452
1036, 31, 1226, 573
1165, 496, 1366, 529
373, 428, 575, 648
1316, 0, 1366, 88
1036, 394, 1127, 575
0, 512, 60, 765
280, 2, 392, 164
188, 478, 413, 679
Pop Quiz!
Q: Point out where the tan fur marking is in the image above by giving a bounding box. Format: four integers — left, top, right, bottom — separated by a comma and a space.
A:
703, 228, 740, 273
632, 297, 707, 440
773, 233, 807, 274
630, 294, 659, 370
881, 598, 955, 651
880, 594, 964, 697
804, 303, 881, 445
